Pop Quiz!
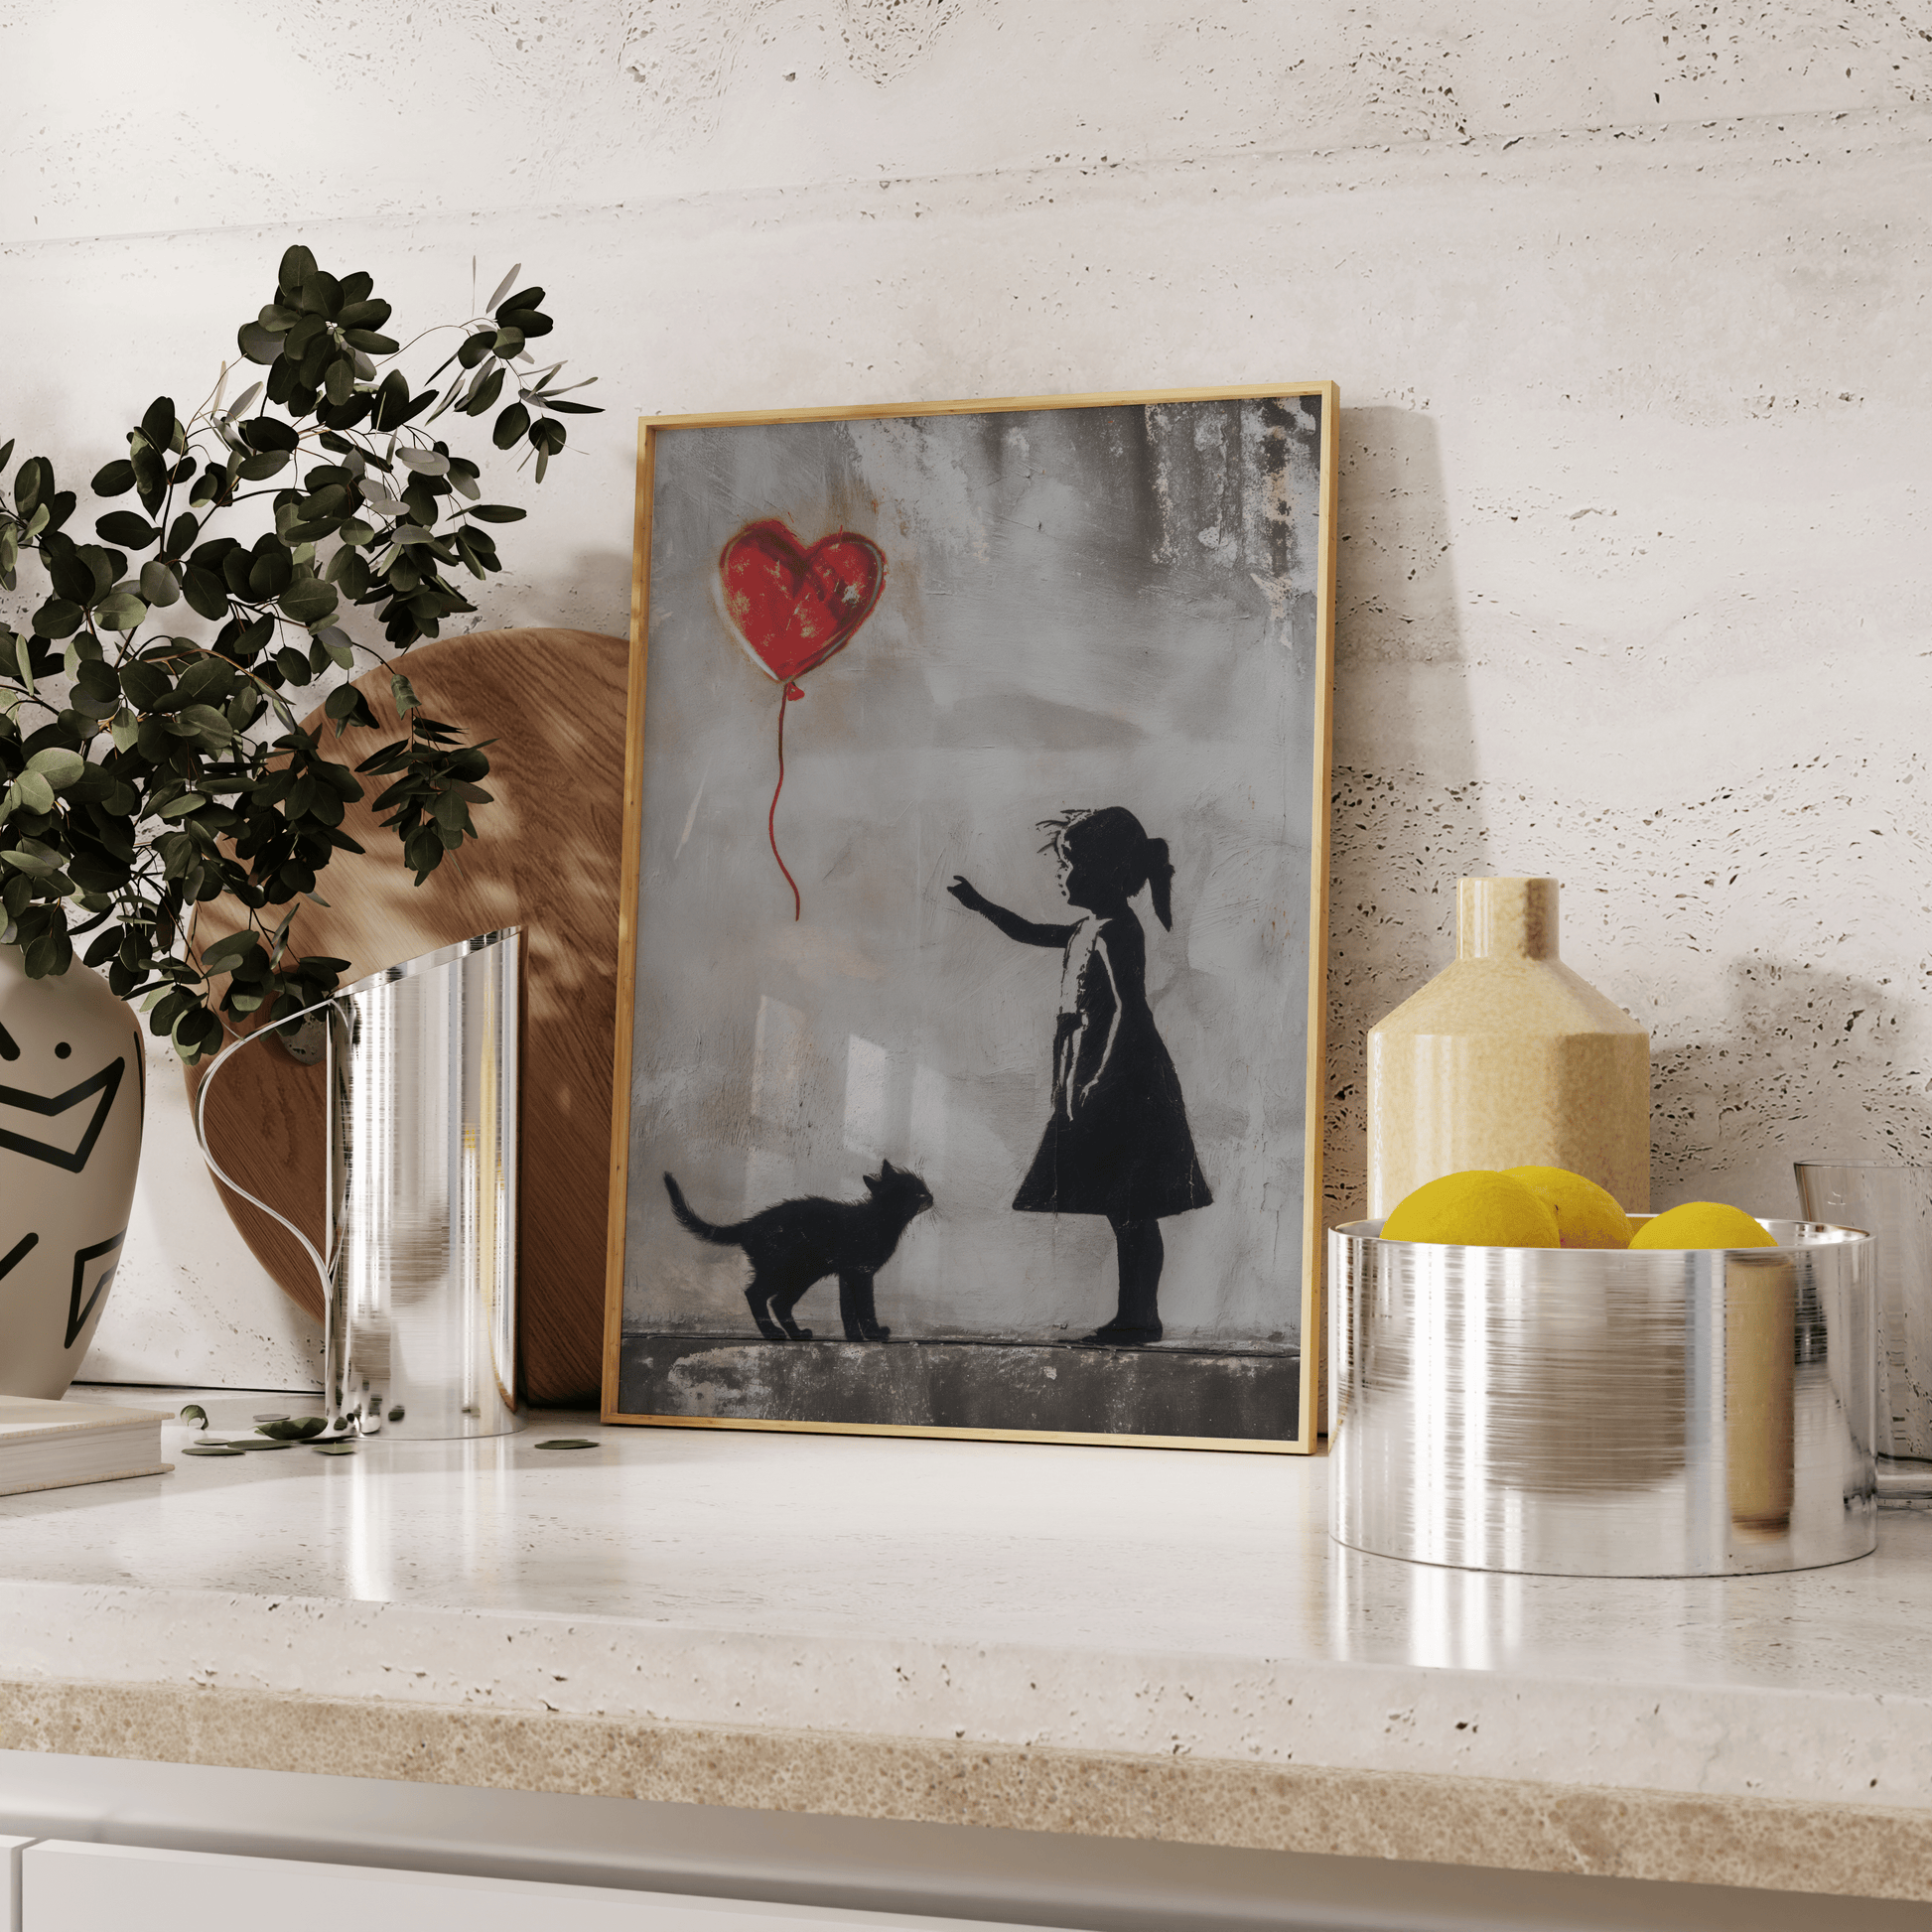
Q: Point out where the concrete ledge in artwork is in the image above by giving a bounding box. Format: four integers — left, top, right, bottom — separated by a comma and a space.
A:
3, 1678, 1930, 1902
618, 1334, 1302, 1442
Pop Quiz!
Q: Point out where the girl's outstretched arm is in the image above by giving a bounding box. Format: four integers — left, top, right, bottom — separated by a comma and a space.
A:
947, 876, 1079, 949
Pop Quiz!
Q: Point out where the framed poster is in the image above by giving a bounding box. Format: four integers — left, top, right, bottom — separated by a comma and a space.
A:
602, 385, 1337, 1450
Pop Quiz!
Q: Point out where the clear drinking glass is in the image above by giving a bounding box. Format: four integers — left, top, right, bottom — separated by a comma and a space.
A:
1794, 1161, 1932, 1495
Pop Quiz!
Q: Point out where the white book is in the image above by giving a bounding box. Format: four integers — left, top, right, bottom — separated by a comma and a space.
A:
0, 1394, 172, 1498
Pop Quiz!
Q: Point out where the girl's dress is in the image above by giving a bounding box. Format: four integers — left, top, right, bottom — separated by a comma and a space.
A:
1013, 912, 1211, 1222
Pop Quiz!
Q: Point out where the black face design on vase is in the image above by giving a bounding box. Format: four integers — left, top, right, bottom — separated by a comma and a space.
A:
0, 1018, 134, 1351
0, 1019, 127, 1174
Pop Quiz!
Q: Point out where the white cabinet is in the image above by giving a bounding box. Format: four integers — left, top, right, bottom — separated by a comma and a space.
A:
2, 1837, 26, 1932
19, 1840, 1062, 1932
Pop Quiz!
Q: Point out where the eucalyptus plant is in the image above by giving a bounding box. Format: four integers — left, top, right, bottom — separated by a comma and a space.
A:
0, 246, 599, 1062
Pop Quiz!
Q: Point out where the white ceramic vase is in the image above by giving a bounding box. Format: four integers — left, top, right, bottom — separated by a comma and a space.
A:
0, 944, 145, 1397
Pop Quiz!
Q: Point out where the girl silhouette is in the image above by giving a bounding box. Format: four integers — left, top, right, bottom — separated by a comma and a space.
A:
949, 806, 1211, 1345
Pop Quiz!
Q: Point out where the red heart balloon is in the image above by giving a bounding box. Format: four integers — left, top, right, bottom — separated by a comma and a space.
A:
718, 519, 887, 686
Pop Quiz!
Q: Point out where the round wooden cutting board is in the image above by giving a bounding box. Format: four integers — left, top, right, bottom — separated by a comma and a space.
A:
184, 626, 628, 1407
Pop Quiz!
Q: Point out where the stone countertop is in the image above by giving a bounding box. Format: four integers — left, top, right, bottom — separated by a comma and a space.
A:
2, 1391, 1929, 1902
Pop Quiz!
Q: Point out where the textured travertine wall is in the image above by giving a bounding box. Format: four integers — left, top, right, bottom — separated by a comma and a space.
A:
2, 0, 1927, 1384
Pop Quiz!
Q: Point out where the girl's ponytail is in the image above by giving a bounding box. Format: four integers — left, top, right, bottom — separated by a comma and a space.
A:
1145, 836, 1174, 929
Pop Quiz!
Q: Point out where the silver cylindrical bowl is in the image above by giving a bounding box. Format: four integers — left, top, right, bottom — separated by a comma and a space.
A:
1329, 1219, 1876, 1577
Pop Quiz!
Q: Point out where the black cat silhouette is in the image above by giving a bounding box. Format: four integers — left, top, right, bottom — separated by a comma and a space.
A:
663, 1162, 934, 1342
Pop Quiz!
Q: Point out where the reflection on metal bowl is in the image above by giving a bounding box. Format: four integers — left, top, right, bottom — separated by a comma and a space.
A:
1328, 1219, 1875, 1578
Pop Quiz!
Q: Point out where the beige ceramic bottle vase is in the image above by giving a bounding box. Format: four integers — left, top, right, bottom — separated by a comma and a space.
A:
1366, 878, 1650, 1216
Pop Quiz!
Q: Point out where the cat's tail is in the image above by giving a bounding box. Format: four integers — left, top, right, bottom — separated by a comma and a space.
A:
663, 1173, 741, 1245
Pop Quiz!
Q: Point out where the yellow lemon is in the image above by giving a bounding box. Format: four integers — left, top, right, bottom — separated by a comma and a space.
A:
1627, 1202, 1778, 1250
1381, 1171, 1560, 1248
1503, 1166, 1631, 1250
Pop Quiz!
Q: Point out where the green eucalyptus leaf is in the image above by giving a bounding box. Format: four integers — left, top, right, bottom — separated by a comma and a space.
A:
14, 455, 48, 515
242, 415, 299, 454
182, 565, 229, 621
22, 931, 74, 980
465, 504, 526, 524
94, 591, 149, 631
74, 658, 119, 701
247, 546, 293, 600
75, 545, 118, 598
47, 551, 94, 604
255, 1416, 329, 1440
284, 313, 329, 359
177, 703, 234, 743
463, 367, 506, 418
26, 747, 85, 787
237, 321, 283, 365
198, 931, 257, 971
325, 548, 371, 599
96, 510, 159, 550
32, 599, 82, 638
140, 559, 181, 607
491, 402, 529, 450
2, 825, 63, 868
497, 305, 552, 339
91, 459, 137, 497
280, 579, 339, 624
119, 656, 169, 711
324, 684, 376, 729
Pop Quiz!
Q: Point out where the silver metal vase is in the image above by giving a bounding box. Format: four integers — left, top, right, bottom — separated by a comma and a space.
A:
197, 928, 521, 1440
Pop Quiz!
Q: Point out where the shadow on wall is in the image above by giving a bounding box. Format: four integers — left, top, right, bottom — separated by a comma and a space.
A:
1322, 406, 1487, 1226
480, 543, 635, 649
1654, 958, 1932, 1217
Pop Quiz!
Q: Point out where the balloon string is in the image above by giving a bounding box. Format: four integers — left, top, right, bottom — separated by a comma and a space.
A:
769, 682, 803, 921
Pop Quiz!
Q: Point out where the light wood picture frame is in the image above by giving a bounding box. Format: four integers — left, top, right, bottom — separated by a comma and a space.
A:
603, 384, 1338, 1451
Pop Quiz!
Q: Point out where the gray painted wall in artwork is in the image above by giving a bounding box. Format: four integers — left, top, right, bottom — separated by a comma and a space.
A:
625, 402, 1321, 1344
